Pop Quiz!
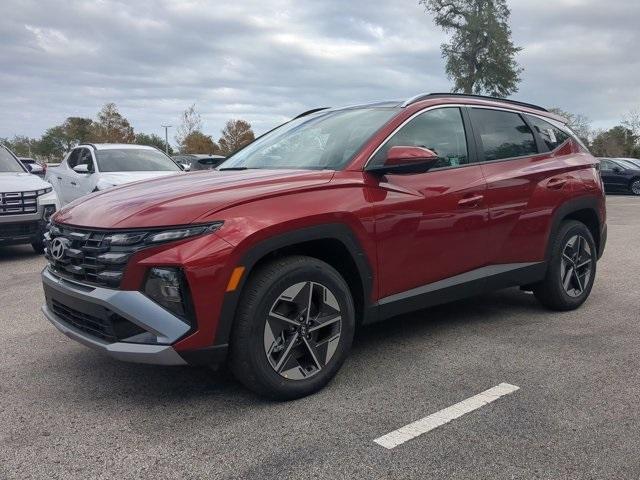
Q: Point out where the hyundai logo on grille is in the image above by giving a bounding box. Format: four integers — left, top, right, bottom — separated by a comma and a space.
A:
50, 237, 69, 260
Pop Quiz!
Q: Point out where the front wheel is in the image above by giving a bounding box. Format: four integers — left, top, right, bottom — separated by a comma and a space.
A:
229, 256, 355, 400
533, 220, 596, 311
630, 178, 640, 196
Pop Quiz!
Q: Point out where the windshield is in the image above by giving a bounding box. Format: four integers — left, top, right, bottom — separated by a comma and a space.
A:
617, 159, 640, 169
220, 108, 398, 171
0, 146, 26, 173
96, 149, 181, 173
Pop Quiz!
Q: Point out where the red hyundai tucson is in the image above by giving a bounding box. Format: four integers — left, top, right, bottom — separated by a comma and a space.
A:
41, 93, 606, 399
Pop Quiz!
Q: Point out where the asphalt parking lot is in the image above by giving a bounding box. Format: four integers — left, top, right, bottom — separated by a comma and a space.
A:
1, 195, 639, 479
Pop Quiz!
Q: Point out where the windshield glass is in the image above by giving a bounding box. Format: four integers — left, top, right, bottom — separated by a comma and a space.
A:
0, 146, 25, 173
220, 108, 398, 170
96, 149, 181, 172
617, 159, 639, 169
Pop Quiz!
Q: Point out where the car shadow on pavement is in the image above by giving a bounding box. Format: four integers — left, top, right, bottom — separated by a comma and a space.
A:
38, 287, 547, 409
0, 245, 42, 262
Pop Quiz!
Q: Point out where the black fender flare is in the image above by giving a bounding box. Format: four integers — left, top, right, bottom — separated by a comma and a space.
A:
213, 223, 375, 348
545, 195, 604, 261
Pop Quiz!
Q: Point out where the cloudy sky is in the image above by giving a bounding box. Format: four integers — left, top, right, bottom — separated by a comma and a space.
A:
1, 0, 639, 144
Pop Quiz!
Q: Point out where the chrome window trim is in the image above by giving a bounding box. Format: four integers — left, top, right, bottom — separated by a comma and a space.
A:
364, 103, 578, 172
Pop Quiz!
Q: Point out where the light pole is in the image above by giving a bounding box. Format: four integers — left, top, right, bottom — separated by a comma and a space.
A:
161, 125, 172, 155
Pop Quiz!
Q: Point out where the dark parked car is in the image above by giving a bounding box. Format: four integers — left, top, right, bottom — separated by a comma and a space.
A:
598, 158, 640, 195
172, 154, 226, 171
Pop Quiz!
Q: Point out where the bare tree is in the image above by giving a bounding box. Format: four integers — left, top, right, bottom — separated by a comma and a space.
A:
175, 104, 203, 150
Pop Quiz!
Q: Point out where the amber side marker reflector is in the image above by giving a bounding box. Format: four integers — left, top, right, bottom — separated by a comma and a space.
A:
226, 266, 246, 292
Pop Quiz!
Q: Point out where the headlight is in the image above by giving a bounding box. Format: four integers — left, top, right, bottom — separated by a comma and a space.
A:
143, 267, 193, 322
42, 205, 56, 222
36, 187, 53, 195
105, 222, 223, 246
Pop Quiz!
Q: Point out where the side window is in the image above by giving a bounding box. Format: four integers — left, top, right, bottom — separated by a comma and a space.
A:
77, 148, 95, 172
370, 107, 469, 169
469, 108, 538, 161
526, 115, 570, 151
66, 149, 81, 169
599, 160, 613, 171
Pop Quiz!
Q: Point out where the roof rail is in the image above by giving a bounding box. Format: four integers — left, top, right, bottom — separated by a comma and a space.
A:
293, 107, 330, 120
77, 143, 97, 150
401, 92, 548, 113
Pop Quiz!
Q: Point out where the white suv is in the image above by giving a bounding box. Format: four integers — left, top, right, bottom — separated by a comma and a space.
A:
46, 144, 183, 206
0, 144, 59, 253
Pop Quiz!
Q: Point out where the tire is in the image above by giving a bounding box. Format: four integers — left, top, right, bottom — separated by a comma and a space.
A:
31, 241, 45, 254
533, 220, 597, 311
630, 178, 640, 196
229, 255, 355, 400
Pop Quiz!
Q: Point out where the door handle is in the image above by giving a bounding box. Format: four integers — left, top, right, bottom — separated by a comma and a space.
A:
56, 176, 62, 180
458, 194, 484, 208
547, 178, 567, 190
70, 181, 77, 186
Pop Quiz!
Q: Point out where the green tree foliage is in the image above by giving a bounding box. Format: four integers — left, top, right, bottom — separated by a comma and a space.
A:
62, 117, 94, 147
181, 131, 219, 154
0, 135, 37, 157
591, 126, 639, 158
135, 133, 173, 154
218, 119, 255, 156
420, 0, 523, 97
89, 103, 135, 143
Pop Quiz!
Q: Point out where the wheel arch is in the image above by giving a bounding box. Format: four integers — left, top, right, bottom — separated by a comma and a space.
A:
546, 196, 603, 262
214, 223, 375, 348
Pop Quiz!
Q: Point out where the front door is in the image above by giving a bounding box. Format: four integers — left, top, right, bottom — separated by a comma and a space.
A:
368, 107, 489, 301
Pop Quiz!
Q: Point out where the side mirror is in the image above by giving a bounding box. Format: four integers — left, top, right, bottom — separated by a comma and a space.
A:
73, 164, 91, 174
25, 164, 33, 173
368, 146, 439, 174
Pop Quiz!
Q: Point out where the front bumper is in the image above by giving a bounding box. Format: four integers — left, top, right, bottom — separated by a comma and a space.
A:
42, 267, 189, 365
0, 212, 47, 246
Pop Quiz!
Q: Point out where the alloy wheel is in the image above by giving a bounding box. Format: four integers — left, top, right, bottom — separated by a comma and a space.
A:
631, 180, 640, 195
264, 281, 342, 380
560, 234, 593, 298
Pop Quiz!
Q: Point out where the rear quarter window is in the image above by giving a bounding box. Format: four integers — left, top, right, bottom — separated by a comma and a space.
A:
469, 108, 538, 162
526, 115, 570, 151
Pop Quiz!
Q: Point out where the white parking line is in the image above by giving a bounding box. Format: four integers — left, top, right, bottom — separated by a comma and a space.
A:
373, 383, 520, 449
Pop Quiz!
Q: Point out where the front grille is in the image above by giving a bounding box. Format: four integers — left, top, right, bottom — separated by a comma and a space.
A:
0, 221, 39, 240
0, 191, 38, 215
45, 225, 139, 288
51, 299, 145, 343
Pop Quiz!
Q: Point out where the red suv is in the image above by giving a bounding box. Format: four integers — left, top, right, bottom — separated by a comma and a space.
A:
42, 93, 606, 399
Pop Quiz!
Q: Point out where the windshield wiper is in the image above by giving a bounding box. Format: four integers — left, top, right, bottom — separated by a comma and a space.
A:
218, 166, 253, 171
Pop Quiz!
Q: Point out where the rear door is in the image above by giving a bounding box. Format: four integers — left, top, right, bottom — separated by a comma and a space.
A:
369, 107, 489, 299
470, 108, 574, 265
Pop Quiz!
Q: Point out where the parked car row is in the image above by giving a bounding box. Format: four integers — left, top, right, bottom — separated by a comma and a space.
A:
172, 154, 226, 171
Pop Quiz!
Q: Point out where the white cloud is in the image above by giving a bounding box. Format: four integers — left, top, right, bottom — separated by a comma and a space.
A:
1, 0, 638, 143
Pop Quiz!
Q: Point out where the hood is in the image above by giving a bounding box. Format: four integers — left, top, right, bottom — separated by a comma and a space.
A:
98, 171, 179, 187
55, 169, 335, 229
0, 172, 51, 192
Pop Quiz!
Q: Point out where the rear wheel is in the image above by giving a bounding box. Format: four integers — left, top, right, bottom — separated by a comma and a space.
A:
533, 220, 596, 311
630, 178, 640, 195
229, 255, 355, 400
